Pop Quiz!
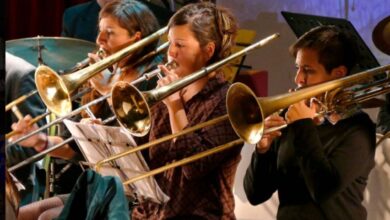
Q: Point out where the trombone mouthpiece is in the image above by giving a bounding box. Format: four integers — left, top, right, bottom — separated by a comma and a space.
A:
166, 60, 179, 70
97, 48, 106, 58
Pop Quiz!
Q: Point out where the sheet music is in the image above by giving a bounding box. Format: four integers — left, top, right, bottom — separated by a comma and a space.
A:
63, 119, 169, 204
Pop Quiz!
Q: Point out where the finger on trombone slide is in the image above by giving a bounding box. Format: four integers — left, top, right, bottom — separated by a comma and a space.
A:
5, 112, 50, 139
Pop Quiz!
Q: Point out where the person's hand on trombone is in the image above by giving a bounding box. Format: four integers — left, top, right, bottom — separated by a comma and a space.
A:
10, 115, 48, 152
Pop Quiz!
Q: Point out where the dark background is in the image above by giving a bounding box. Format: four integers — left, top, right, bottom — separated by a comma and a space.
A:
6, 0, 90, 40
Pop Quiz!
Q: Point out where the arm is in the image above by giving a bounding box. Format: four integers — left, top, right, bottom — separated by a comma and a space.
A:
5, 62, 46, 165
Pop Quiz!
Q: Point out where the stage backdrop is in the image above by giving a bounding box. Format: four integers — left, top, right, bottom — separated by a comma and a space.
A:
6, 0, 89, 40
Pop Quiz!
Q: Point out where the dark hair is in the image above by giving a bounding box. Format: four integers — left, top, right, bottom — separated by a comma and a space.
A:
168, 2, 238, 65
99, 0, 160, 65
81, 0, 161, 118
289, 25, 358, 75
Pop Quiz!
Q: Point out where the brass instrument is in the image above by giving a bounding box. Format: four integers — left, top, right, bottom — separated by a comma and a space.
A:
5, 49, 106, 138
96, 64, 390, 184
6, 37, 98, 128
63, 48, 106, 73
5, 90, 50, 139
35, 26, 168, 116
111, 33, 280, 136
6, 42, 170, 141
8, 61, 174, 172
227, 64, 390, 144
5, 90, 38, 116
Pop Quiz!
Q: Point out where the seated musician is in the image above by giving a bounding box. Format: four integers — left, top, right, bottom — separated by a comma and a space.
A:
6, 52, 46, 205
131, 2, 243, 219
243, 25, 377, 220
11, 0, 163, 219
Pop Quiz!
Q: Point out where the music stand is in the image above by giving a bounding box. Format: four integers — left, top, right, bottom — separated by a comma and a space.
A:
281, 11, 380, 75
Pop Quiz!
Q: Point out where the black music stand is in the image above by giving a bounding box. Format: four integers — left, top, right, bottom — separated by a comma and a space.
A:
281, 11, 380, 75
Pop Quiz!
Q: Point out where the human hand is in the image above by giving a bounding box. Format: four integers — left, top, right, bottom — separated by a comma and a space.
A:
80, 117, 103, 125
87, 51, 115, 95
257, 114, 286, 153
9, 115, 47, 149
157, 64, 183, 107
285, 99, 316, 124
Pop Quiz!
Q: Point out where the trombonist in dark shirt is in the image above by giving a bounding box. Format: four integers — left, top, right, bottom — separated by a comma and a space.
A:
244, 26, 376, 220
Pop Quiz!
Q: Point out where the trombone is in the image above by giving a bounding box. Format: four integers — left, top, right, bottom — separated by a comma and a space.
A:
7, 60, 172, 172
110, 33, 281, 136
5, 89, 51, 139
5, 49, 105, 134
35, 26, 168, 117
227, 64, 390, 144
6, 90, 39, 119
9, 33, 279, 170
96, 64, 390, 185
6, 27, 168, 145
5, 42, 170, 140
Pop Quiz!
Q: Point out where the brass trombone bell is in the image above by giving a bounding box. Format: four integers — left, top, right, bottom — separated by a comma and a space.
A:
112, 81, 151, 137
35, 26, 168, 116
227, 64, 390, 144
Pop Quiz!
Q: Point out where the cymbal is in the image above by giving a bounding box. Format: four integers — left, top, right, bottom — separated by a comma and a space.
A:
6, 36, 98, 72
372, 15, 390, 55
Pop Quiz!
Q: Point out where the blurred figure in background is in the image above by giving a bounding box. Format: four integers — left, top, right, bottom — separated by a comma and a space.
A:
62, 0, 114, 42
6, 52, 47, 206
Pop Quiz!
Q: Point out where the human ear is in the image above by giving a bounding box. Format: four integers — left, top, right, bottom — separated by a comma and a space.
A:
331, 65, 347, 78
204, 42, 216, 61
131, 31, 142, 41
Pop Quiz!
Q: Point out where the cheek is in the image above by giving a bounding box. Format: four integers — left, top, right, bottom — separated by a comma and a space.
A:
110, 37, 130, 53
174, 53, 197, 75
307, 74, 329, 85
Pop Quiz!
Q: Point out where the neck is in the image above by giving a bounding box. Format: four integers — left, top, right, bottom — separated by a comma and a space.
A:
180, 74, 211, 103
120, 67, 139, 83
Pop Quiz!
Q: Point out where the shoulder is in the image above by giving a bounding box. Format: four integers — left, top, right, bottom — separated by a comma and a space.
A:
336, 111, 376, 143
341, 111, 375, 131
202, 74, 230, 100
5, 53, 36, 84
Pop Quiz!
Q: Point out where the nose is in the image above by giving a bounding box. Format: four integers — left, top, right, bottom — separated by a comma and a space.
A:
96, 31, 106, 46
168, 44, 177, 59
294, 68, 306, 87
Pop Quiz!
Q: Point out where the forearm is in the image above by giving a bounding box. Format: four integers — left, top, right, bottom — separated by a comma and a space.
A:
167, 100, 188, 135
46, 136, 76, 160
